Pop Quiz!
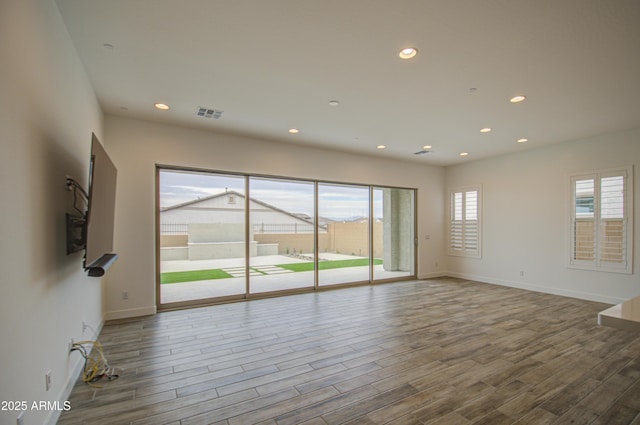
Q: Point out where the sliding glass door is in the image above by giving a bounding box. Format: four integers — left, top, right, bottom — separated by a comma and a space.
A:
157, 166, 416, 309
158, 169, 246, 304
318, 183, 371, 286
249, 177, 315, 293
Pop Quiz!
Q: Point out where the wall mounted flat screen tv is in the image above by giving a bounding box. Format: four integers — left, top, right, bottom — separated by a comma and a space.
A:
83, 133, 118, 276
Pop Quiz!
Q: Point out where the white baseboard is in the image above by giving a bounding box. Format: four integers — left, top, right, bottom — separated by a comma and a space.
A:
105, 305, 157, 321
418, 271, 448, 280
443, 271, 623, 305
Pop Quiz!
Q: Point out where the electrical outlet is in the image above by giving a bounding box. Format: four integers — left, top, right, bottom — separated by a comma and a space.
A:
122, 291, 129, 300
45, 371, 51, 391
82, 321, 88, 333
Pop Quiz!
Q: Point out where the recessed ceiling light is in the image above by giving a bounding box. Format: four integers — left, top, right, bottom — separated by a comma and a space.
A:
288, 128, 299, 134
328, 100, 340, 106
423, 145, 432, 150
510, 95, 526, 103
460, 152, 469, 156
377, 145, 386, 149
154, 103, 170, 110
398, 47, 418, 59
480, 127, 492, 133
517, 138, 528, 143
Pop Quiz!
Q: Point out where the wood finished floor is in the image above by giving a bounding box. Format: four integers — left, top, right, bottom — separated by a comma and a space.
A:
58, 278, 640, 425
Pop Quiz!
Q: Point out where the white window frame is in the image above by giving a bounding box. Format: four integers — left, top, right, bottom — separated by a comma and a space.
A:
568, 165, 633, 274
448, 185, 482, 258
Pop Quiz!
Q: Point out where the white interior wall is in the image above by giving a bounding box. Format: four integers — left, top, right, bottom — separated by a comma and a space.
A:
0, 1, 104, 425
103, 115, 446, 319
445, 128, 640, 304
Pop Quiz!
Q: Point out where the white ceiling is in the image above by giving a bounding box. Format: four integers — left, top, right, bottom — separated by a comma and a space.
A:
56, 0, 640, 166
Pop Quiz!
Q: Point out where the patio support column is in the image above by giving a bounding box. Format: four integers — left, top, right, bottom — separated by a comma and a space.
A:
382, 188, 412, 272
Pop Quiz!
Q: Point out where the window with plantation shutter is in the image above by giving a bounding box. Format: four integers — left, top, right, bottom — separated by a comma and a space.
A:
569, 166, 633, 274
448, 186, 481, 258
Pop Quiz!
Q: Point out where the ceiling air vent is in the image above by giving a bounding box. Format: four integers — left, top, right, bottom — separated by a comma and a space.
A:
413, 150, 430, 156
196, 107, 223, 119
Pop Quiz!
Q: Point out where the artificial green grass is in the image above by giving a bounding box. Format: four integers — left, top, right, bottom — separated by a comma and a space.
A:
160, 268, 233, 284
277, 258, 382, 272
160, 258, 383, 284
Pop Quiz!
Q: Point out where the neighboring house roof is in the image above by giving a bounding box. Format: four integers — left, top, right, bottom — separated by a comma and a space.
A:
160, 190, 242, 212
161, 190, 320, 227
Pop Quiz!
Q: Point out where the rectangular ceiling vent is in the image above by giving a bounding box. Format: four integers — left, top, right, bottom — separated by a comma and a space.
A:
413, 150, 430, 155
196, 107, 223, 119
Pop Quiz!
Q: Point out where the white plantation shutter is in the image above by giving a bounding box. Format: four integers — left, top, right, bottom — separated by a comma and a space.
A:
569, 167, 632, 274
464, 190, 479, 253
573, 178, 595, 261
600, 175, 625, 265
450, 192, 463, 250
449, 187, 481, 258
